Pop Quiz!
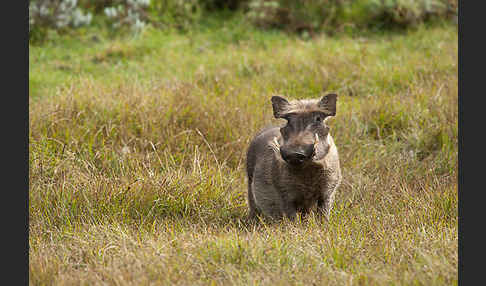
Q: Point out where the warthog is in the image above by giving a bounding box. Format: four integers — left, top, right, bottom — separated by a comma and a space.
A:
246, 94, 342, 220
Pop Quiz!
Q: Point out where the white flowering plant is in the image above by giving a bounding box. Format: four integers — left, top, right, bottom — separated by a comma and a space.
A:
103, 0, 151, 33
29, 0, 152, 43
29, 0, 93, 42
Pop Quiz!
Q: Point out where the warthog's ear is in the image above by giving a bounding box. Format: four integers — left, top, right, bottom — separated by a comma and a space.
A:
271, 95, 290, 118
318, 93, 337, 116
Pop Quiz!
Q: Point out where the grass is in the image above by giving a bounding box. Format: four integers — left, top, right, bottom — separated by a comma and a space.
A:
29, 18, 457, 285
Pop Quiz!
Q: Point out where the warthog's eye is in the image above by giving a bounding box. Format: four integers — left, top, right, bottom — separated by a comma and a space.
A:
314, 114, 322, 124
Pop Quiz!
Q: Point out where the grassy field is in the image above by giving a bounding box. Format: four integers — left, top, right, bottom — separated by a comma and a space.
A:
29, 18, 458, 285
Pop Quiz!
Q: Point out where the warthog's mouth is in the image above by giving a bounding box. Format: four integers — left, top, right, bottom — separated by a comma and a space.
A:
270, 133, 324, 165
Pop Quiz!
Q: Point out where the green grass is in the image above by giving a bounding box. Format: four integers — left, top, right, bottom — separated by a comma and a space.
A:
29, 19, 457, 285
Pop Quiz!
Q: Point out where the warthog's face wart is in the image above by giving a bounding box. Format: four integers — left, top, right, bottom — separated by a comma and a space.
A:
271, 94, 337, 166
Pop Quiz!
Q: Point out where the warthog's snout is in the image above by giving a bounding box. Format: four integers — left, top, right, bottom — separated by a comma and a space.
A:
280, 144, 315, 165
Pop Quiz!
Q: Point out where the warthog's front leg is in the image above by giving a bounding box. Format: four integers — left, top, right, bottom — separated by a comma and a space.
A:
283, 203, 297, 220
317, 191, 336, 220
317, 171, 341, 220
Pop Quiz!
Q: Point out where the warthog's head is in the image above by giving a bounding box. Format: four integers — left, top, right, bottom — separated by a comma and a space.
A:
270, 94, 337, 166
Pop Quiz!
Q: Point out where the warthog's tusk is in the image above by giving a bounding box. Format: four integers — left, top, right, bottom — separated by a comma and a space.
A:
273, 137, 280, 148
313, 133, 320, 154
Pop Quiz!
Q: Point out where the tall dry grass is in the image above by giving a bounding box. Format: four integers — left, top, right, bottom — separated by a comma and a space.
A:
29, 23, 457, 285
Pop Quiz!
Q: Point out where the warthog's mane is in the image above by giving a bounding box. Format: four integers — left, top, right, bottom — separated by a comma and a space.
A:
280, 99, 323, 116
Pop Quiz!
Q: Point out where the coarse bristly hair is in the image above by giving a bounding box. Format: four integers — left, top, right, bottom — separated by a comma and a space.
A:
279, 98, 326, 116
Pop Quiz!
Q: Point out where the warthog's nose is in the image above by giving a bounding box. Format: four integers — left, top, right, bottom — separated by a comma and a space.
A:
280, 144, 315, 165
